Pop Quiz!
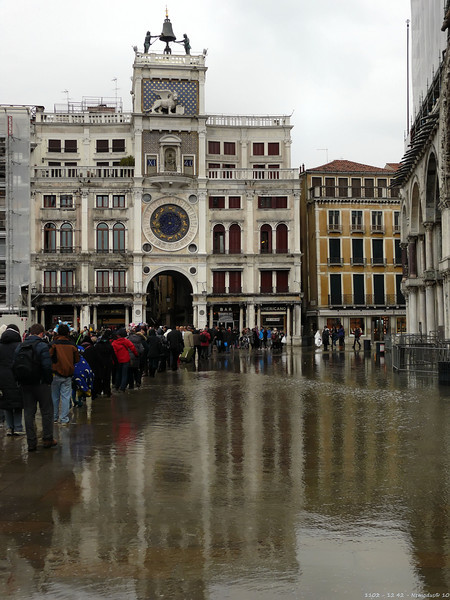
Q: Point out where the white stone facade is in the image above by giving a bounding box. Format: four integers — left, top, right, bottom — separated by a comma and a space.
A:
24, 48, 302, 341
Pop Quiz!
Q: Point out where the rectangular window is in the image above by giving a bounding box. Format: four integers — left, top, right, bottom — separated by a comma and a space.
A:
258, 197, 272, 209
394, 239, 402, 265
253, 164, 265, 179
96, 195, 109, 208
223, 142, 236, 155
208, 163, 220, 178
325, 177, 335, 197
328, 210, 340, 231
268, 142, 279, 156
353, 274, 365, 305
329, 274, 342, 305
213, 271, 226, 294
275, 196, 287, 208
113, 270, 126, 292
96, 271, 109, 292
43, 195, 56, 208
208, 141, 220, 154
393, 211, 400, 233
396, 274, 405, 305
351, 210, 363, 231
112, 195, 125, 208
48, 139, 61, 152
377, 178, 387, 198
222, 164, 236, 178
64, 139, 77, 153
60, 195, 73, 208
351, 178, 361, 198
311, 177, 322, 198
60, 270, 74, 292
338, 178, 348, 198
364, 178, 374, 198
229, 271, 241, 293
373, 274, 385, 305
112, 139, 125, 152
260, 271, 273, 293
96, 139, 109, 153
228, 196, 241, 209
253, 142, 264, 156
44, 271, 57, 293
209, 196, 225, 209
276, 270, 289, 293
328, 239, 341, 264
352, 238, 364, 265
372, 239, 384, 265
371, 211, 383, 232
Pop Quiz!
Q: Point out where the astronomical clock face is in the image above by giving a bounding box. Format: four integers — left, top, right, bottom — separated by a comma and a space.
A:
143, 197, 198, 252
150, 204, 189, 242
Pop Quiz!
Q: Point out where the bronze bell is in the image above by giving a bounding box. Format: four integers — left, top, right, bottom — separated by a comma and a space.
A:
160, 16, 176, 43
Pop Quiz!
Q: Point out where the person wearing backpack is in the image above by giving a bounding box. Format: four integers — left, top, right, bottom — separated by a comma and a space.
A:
14, 323, 56, 452
49, 323, 80, 425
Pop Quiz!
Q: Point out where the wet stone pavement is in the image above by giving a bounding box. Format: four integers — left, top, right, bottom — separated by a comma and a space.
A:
0, 347, 450, 600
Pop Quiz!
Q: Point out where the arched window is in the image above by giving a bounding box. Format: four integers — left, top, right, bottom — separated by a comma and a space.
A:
113, 223, 125, 253
44, 223, 57, 253
213, 224, 225, 254
229, 224, 241, 254
276, 223, 288, 253
60, 223, 73, 253
96, 223, 109, 253
260, 224, 272, 254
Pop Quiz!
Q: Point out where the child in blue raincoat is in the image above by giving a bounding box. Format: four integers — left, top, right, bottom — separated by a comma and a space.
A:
72, 346, 94, 407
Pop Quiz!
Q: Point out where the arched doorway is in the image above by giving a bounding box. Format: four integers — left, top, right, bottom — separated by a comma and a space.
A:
146, 270, 193, 327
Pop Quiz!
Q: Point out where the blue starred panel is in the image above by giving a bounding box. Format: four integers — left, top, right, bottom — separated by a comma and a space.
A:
142, 79, 198, 115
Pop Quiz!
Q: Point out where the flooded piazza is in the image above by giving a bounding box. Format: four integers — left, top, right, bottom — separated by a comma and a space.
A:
0, 347, 450, 600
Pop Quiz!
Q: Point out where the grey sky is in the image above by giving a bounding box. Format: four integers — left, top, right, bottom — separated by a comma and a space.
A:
0, 0, 411, 169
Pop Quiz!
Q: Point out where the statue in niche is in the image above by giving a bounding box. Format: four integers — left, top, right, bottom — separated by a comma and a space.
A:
164, 148, 176, 171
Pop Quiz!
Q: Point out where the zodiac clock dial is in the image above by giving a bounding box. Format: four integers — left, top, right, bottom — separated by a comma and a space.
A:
150, 204, 190, 242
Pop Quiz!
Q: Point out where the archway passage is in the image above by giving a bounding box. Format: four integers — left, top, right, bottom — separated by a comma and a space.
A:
146, 270, 193, 327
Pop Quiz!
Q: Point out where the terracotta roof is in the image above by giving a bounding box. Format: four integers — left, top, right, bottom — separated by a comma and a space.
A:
307, 159, 394, 174
384, 163, 401, 171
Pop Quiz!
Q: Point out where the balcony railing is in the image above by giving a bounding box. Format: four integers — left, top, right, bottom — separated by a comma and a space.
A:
328, 294, 405, 307
95, 286, 128, 294
327, 257, 343, 266
371, 225, 385, 233
212, 249, 243, 255
350, 224, 365, 233
260, 248, 290, 254
33, 166, 134, 179
327, 224, 342, 233
351, 257, 367, 266
309, 185, 399, 200
212, 286, 243, 294
41, 286, 80, 294
208, 168, 297, 180
371, 258, 387, 266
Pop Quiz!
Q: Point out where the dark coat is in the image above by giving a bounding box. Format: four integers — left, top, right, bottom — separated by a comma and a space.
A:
0, 328, 23, 410
17, 334, 53, 385
146, 331, 163, 358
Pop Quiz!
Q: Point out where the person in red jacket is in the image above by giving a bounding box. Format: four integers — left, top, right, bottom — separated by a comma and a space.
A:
112, 328, 138, 392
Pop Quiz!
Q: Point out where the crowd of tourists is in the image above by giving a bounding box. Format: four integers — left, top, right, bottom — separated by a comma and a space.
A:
0, 322, 287, 452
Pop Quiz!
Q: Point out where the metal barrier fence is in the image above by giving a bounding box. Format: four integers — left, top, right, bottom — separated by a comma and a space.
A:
392, 334, 450, 373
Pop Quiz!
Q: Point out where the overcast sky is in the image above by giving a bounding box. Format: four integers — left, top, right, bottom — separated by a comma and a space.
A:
0, 0, 411, 169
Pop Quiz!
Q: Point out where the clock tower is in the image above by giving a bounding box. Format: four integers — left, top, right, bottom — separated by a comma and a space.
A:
131, 14, 209, 327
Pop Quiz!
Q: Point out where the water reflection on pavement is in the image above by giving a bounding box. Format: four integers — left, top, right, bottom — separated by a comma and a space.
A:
0, 348, 449, 599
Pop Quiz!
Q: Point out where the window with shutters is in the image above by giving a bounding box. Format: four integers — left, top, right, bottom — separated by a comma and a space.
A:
60, 223, 73, 253
228, 196, 241, 209
113, 270, 126, 292
44, 223, 57, 253
229, 224, 241, 254
60, 270, 74, 293
64, 139, 77, 153
43, 195, 56, 208
268, 142, 279, 155
113, 223, 125, 252
96, 139, 109, 153
260, 271, 273, 293
112, 139, 125, 152
213, 271, 226, 294
96, 271, 109, 293
276, 270, 289, 293
208, 141, 220, 154
223, 142, 236, 155
213, 225, 225, 254
96, 223, 109, 253
44, 271, 57, 293
276, 224, 288, 253
48, 139, 61, 152
229, 271, 241, 293
253, 142, 264, 156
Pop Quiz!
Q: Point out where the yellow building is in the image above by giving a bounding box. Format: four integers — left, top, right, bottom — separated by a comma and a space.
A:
300, 160, 405, 345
